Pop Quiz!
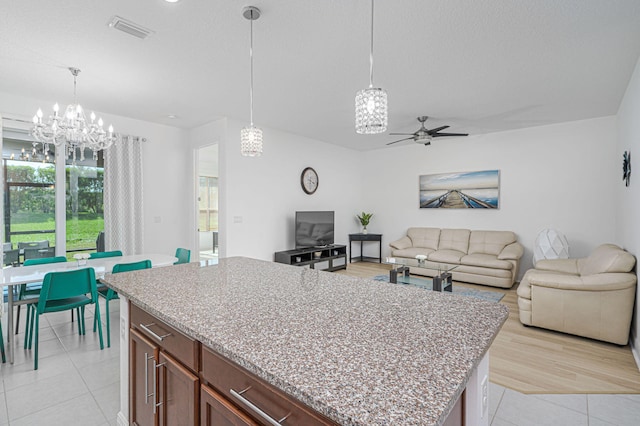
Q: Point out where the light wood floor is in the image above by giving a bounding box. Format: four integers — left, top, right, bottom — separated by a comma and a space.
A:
337, 262, 640, 394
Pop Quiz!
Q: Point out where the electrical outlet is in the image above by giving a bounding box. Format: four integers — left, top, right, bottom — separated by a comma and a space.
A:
481, 375, 488, 418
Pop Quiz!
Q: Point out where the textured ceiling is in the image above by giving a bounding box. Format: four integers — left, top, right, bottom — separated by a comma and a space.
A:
1, 0, 639, 150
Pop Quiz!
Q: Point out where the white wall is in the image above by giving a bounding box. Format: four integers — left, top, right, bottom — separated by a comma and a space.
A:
362, 116, 618, 279
0, 91, 191, 256
616, 56, 640, 364
217, 118, 364, 261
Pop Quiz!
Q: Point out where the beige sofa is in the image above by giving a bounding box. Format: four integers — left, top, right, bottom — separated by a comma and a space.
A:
517, 244, 637, 345
389, 228, 524, 288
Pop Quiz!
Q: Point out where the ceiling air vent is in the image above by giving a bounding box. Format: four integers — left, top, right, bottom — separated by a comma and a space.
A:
108, 16, 154, 40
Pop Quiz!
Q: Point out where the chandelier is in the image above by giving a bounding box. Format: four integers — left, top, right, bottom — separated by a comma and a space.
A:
240, 6, 263, 157
31, 67, 116, 163
355, 0, 387, 134
9, 146, 53, 164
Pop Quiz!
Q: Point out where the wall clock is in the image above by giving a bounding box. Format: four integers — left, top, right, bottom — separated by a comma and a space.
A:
301, 167, 318, 194
623, 150, 631, 187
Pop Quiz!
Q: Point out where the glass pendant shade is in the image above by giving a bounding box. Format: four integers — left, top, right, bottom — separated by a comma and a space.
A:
355, 0, 387, 134
240, 125, 263, 157
241, 6, 263, 157
355, 87, 388, 134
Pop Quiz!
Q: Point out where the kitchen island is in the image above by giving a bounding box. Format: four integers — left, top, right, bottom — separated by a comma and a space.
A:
102, 257, 508, 426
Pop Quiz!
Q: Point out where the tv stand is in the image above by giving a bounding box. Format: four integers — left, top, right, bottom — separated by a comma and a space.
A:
274, 245, 347, 272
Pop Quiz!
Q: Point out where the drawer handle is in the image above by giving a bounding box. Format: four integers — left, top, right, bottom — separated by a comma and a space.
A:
139, 323, 172, 341
144, 353, 153, 404
230, 387, 291, 426
153, 361, 166, 414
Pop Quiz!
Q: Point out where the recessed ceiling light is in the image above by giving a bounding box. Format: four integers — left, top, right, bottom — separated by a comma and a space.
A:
165, 0, 181, 3
167, 115, 179, 119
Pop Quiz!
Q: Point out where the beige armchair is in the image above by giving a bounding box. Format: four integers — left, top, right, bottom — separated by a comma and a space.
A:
517, 244, 636, 345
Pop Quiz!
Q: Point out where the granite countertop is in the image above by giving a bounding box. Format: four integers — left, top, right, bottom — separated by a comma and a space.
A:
101, 256, 508, 426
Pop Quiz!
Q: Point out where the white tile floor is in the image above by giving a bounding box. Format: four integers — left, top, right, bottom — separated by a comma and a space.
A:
490, 382, 640, 426
0, 299, 639, 425
0, 300, 120, 426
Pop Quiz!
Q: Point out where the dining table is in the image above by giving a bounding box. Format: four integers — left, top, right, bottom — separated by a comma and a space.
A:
1, 253, 178, 364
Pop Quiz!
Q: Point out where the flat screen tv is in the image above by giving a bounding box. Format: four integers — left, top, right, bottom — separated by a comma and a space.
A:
295, 211, 335, 248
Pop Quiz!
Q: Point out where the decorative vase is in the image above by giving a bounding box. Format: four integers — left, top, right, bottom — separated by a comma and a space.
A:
362, 227, 368, 234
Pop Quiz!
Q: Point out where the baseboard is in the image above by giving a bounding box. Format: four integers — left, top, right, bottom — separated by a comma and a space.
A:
116, 411, 128, 426
631, 329, 640, 371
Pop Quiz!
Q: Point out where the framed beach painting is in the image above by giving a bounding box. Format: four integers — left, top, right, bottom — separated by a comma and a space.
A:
419, 170, 500, 209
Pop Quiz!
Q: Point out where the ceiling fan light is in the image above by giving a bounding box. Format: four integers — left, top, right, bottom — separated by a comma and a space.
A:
240, 126, 263, 157
355, 87, 388, 134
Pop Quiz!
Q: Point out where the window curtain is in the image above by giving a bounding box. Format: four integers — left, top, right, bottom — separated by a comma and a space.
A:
104, 135, 144, 255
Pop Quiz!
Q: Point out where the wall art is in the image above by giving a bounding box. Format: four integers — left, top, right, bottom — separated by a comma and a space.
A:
419, 170, 500, 209
623, 150, 631, 187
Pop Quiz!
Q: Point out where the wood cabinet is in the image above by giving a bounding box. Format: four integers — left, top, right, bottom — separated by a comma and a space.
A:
158, 352, 199, 425
130, 304, 200, 426
130, 329, 157, 426
201, 385, 258, 426
201, 346, 337, 426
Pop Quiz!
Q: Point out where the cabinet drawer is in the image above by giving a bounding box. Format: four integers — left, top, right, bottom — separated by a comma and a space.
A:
201, 346, 337, 426
201, 384, 259, 426
131, 302, 200, 372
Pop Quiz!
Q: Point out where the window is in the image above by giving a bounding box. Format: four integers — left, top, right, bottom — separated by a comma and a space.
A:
2, 130, 105, 264
2, 138, 56, 262
65, 152, 104, 258
199, 176, 218, 232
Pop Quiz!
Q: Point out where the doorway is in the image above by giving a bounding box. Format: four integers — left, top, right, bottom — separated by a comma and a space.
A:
197, 144, 218, 261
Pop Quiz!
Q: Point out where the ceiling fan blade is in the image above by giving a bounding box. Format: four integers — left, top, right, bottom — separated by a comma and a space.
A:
389, 132, 416, 135
426, 125, 449, 134
386, 137, 415, 145
431, 132, 469, 137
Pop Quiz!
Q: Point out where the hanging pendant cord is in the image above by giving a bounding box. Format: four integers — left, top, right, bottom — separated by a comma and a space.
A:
369, 0, 374, 88
69, 68, 80, 104
249, 12, 254, 127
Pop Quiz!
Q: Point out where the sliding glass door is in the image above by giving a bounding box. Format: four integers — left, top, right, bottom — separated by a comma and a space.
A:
65, 152, 104, 257
2, 138, 56, 265
2, 126, 104, 264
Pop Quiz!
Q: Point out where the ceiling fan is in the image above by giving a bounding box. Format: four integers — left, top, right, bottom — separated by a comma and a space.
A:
386, 116, 468, 146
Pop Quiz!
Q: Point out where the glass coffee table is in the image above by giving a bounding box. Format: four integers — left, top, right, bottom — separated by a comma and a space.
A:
384, 257, 458, 292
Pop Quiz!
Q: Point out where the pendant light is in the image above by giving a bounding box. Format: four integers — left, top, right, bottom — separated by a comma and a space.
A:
355, 0, 387, 134
241, 6, 263, 157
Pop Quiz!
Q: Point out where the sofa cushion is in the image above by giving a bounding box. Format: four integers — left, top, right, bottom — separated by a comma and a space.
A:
468, 230, 517, 256
461, 253, 513, 270
389, 236, 412, 250
578, 244, 636, 276
428, 249, 465, 264
437, 229, 470, 253
455, 264, 514, 278
407, 227, 440, 250
392, 247, 435, 258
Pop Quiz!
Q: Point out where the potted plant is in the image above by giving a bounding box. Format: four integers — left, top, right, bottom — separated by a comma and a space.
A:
356, 212, 373, 234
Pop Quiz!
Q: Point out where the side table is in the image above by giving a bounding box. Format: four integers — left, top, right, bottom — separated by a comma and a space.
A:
349, 233, 382, 263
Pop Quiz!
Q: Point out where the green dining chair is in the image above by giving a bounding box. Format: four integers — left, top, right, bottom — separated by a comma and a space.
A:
89, 250, 123, 259
27, 267, 104, 370
174, 248, 191, 264
94, 259, 152, 348
17, 256, 67, 335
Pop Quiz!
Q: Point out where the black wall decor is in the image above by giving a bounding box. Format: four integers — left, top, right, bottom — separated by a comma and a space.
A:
623, 151, 631, 187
